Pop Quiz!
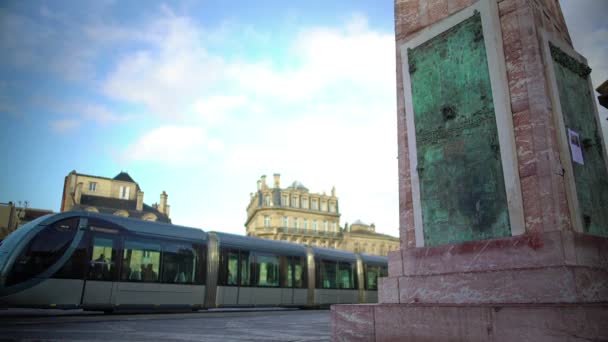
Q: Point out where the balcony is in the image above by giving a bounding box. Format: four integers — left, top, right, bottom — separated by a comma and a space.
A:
281, 227, 340, 238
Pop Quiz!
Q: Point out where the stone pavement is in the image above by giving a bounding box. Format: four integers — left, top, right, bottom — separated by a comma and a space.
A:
0, 308, 331, 341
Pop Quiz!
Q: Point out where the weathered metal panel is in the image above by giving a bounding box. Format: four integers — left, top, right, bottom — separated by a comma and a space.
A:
408, 12, 511, 246
551, 44, 608, 237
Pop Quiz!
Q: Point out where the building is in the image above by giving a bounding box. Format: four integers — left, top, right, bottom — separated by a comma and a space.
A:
340, 220, 400, 256
245, 174, 399, 256
0, 202, 53, 239
60, 170, 171, 223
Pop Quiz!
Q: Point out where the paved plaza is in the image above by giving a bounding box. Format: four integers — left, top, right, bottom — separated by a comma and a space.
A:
0, 308, 331, 341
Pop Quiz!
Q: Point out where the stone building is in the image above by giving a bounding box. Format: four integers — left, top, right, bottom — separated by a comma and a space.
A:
340, 220, 400, 256
245, 174, 399, 256
60, 170, 171, 223
0, 202, 53, 239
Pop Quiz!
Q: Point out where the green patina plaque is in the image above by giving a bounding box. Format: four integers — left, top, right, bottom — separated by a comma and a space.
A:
551, 43, 608, 237
408, 12, 511, 246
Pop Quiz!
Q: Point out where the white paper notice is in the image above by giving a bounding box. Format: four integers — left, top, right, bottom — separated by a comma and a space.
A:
568, 128, 584, 165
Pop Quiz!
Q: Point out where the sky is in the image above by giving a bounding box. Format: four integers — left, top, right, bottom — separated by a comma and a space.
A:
0, 0, 606, 237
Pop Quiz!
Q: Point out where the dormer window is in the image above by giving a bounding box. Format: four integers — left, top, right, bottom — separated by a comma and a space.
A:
264, 195, 270, 206
302, 198, 309, 209
119, 186, 130, 200
311, 198, 318, 210
292, 196, 299, 208
329, 202, 336, 213
281, 194, 289, 206
321, 201, 327, 211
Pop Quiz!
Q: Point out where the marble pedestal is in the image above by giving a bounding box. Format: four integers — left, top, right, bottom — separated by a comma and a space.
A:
331, 231, 608, 341
332, 303, 608, 342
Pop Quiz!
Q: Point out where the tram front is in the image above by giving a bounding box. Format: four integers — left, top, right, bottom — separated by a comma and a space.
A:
0, 213, 85, 308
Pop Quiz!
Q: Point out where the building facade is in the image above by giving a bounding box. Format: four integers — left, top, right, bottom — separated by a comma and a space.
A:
245, 174, 399, 256
0, 202, 53, 239
60, 170, 171, 223
340, 220, 400, 256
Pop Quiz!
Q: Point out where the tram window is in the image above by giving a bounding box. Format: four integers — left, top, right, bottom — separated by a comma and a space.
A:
338, 262, 356, 289
227, 251, 239, 285
88, 237, 117, 281
219, 249, 239, 286
122, 239, 161, 282
254, 253, 279, 287
280, 256, 290, 287
161, 243, 197, 284
240, 251, 252, 286
293, 256, 306, 288
365, 265, 379, 290
318, 260, 338, 289
53, 233, 89, 280
7, 218, 79, 286
282, 256, 305, 288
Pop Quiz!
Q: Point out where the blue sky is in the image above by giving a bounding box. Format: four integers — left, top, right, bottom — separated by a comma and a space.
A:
1, 0, 607, 236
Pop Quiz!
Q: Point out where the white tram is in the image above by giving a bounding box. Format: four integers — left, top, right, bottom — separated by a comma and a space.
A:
0, 212, 387, 311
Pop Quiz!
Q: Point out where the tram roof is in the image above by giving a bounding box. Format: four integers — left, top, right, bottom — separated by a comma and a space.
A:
359, 253, 388, 266
213, 232, 308, 257
312, 246, 358, 263
39, 211, 207, 242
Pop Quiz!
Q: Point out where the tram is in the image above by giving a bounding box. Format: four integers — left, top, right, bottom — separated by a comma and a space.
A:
0, 212, 387, 311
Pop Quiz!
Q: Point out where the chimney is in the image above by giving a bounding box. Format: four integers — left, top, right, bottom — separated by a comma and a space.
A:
74, 182, 83, 205
273, 173, 280, 188
257, 180, 262, 191
261, 175, 267, 190
159, 191, 168, 214
136, 191, 144, 211
331, 186, 336, 197
165, 205, 171, 218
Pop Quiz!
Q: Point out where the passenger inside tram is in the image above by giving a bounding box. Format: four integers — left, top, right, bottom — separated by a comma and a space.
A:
142, 264, 157, 281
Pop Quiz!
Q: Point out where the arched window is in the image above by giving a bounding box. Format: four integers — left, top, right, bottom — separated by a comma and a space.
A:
142, 213, 157, 221
114, 210, 129, 217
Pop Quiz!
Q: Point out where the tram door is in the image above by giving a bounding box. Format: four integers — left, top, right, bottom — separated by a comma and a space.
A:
82, 234, 119, 307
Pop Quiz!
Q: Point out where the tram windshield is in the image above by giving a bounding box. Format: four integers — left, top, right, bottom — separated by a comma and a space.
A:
6, 218, 79, 286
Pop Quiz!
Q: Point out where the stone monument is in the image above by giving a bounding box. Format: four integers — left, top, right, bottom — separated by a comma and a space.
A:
332, 0, 608, 340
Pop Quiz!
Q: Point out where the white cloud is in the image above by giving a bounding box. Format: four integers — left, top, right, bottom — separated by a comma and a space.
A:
102, 12, 227, 119
101, 9, 399, 236
228, 16, 395, 102
192, 95, 248, 126
81, 104, 129, 124
124, 125, 216, 163
50, 119, 80, 133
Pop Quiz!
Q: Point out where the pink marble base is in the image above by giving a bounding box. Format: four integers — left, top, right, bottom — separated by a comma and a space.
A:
380, 231, 608, 305
332, 303, 608, 342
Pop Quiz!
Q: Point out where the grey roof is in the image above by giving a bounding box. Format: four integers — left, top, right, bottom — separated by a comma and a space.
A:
346, 229, 399, 240
360, 253, 388, 266
113, 172, 136, 183
312, 246, 357, 263
41, 211, 205, 242
287, 181, 309, 191
77, 195, 170, 223
214, 232, 308, 257
352, 219, 367, 226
